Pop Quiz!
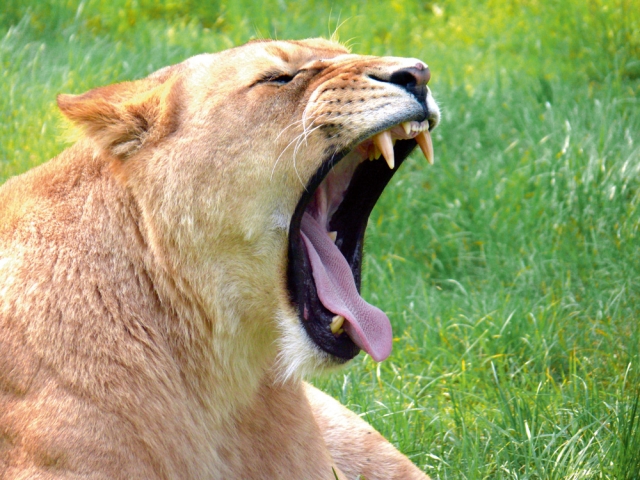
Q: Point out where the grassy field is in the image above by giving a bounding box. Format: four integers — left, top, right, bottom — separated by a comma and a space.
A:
2, 1, 639, 478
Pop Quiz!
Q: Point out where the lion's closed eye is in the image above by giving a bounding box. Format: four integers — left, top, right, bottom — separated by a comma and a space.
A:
257, 70, 298, 85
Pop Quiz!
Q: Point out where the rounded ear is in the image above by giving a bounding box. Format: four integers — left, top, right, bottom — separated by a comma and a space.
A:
57, 71, 182, 158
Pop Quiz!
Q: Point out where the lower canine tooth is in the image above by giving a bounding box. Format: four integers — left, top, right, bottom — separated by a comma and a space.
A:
330, 315, 345, 334
416, 130, 434, 165
328, 231, 337, 242
373, 130, 395, 169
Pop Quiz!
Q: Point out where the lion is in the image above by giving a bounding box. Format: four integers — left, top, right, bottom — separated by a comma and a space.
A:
0, 38, 439, 479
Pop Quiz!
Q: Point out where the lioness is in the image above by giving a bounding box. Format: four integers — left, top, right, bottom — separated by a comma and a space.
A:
0, 38, 439, 479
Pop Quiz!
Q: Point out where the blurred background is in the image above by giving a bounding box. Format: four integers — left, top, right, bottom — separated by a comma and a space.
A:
1, 1, 639, 478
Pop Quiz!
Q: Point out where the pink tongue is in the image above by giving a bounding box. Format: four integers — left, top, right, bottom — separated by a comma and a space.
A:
300, 212, 392, 362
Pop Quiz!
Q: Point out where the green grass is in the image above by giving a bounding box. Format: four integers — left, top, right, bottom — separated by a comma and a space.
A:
2, 1, 639, 478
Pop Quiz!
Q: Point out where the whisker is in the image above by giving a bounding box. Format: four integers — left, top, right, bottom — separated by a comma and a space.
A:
271, 117, 323, 182
275, 119, 305, 142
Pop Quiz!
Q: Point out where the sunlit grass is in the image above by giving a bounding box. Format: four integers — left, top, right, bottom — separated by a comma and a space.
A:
2, 1, 639, 477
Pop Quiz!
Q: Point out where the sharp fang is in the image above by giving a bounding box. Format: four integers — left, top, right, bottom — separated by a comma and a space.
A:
415, 130, 434, 165
330, 315, 345, 334
373, 130, 395, 169
328, 231, 337, 242
401, 121, 412, 135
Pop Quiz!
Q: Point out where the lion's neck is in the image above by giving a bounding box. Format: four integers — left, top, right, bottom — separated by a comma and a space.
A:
143, 248, 281, 424
69, 142, 286, 423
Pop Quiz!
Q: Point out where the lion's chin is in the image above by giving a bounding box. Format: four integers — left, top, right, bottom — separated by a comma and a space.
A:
274, 309, 340, 383
286, 120, 436, 366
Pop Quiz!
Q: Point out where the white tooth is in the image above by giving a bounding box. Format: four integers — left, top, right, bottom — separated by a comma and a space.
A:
330, 315, 345, 334
374, 144, 381, 160
401, 121, 411, 135
416, 130, 434, 165
328, 231, 337, 242
373, 130, 395, 169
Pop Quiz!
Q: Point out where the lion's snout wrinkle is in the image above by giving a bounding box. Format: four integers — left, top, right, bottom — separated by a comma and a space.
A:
0, 38, 433, 479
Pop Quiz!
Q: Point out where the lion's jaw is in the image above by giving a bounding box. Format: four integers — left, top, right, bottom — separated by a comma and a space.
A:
58, 38, 440, 404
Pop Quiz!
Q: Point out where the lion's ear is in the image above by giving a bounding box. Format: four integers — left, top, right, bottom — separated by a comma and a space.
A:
57, 74, 181, 158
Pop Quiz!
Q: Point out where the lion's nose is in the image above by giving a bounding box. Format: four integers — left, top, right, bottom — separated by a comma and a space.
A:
388, 64, 431, 89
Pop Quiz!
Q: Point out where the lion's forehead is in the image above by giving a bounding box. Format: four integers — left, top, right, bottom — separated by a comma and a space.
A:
182, 40, 425, 98
183, 40, 355, 84
263, 38, 351, 63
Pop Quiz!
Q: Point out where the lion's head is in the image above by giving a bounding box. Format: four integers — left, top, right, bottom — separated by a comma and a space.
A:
57, 38, 439, 382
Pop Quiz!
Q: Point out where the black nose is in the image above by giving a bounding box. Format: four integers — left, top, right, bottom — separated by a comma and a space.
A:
373, 64, 430, 106
388, 64, 431, 89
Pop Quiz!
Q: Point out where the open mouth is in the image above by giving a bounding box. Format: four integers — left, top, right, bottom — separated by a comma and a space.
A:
287, 121, 435, 363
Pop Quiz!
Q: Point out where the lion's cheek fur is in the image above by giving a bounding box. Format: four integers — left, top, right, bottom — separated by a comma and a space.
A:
124, 146, 294, 335
113, 119, 328, 378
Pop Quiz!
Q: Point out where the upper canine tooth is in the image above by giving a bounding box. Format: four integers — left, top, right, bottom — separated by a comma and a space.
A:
401, 122, 412, 135
416, 130, 434, 165
330, 315, 345, 334
373, 130, 395, 169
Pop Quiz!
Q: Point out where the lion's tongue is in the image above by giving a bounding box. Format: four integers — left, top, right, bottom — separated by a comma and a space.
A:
300, 212, 392, 362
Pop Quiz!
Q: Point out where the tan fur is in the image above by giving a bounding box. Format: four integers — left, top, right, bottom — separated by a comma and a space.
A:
0, 38, 431, 479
